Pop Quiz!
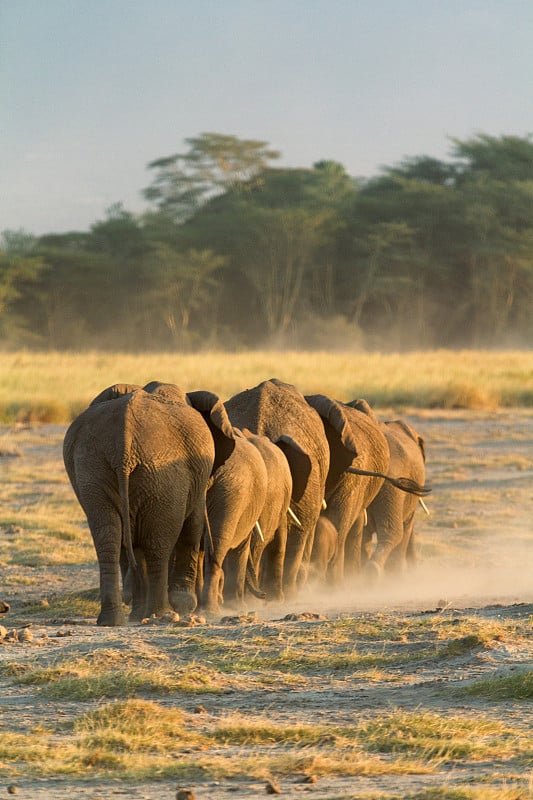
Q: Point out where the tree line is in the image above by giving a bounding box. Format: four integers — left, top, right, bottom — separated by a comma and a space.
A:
2, 132, 533, 351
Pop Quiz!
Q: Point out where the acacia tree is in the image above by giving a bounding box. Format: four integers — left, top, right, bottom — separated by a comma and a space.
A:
143, 133, 280, 221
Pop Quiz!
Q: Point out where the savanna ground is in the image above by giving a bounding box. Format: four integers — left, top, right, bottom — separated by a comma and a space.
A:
0, 350, 532, 799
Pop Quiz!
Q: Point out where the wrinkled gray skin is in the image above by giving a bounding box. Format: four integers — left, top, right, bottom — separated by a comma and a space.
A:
350, 400, 426, 578
224, 379, 334, 597
201, 432, 268, 614
63, 382, 235, 626
310, 515, 338, 584
305, 395, 390, 584
242, 429, 296, 604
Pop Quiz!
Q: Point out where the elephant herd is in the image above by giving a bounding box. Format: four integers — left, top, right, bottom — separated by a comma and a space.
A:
63, 378, 430, 626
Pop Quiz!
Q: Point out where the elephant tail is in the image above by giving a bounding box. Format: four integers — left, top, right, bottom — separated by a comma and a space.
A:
245, 559, 266, 600
346, 466, 431, 496
117, 469, 137, 572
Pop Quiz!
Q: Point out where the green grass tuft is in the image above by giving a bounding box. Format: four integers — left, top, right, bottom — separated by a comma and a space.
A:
461, 670, 533, 701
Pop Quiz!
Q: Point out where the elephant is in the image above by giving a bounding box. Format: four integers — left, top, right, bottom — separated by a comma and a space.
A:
304, 394, 390, 583
224, 378, 358, 597
199, 429, 268, 615
309, 515, 338, 584
63, 382, 235, 626
183, 399, 304, 611
241, 428, 299, 604
348, 400, 428, 578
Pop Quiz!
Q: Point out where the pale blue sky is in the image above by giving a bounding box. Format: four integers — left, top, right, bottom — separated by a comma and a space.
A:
1, 0, 532, 234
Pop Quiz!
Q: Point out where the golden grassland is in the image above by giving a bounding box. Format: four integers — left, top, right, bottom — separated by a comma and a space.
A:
1, 348, 532, 422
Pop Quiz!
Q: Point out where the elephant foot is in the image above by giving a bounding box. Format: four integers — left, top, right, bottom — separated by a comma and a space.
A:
265, 589, 284, 604
364, 560, 383, 584
122, 588, 133, 605
129, 604, 146, 623
201, 605, 221, 621
97, 607, 126, 626
169, 588, 197, 615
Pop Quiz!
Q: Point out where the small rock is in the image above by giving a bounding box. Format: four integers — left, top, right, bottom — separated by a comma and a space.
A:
298, 774, 317, 784
142, 611, 180, 625
7, 785, 19, 795
0, 601, 10, 615
221, 611, 259, 625
159, 610, 181, 624
265, 779, 281, 795
18, 628, 33, 643
193, 705, 207, 714
175, 613, 206, 628
6, 630, 18, 643
176, 790, 195, 800
0, 626, 7, 640
55, 629, 74, 637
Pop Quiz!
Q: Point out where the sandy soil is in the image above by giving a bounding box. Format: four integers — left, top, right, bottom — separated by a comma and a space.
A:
1, 410, 532, 798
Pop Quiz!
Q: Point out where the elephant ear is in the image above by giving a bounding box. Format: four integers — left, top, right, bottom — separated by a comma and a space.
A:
305, 394, 359, 456
305, 394, 360, 493
273, 434, 312, 503
347, 398, 379, 422
388, 419, 426, 463
143, 381, 188, 404
187, 390, 236, 471
90, 384, 142, 406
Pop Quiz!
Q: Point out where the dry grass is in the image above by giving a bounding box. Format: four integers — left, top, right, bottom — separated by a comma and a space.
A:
1, 349, 532, 422
2, 698, 530, 781
14, 649, 224, 700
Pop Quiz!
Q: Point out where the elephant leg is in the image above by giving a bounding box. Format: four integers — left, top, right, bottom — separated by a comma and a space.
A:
261, 519, 287, 603
326, 528, 345, 586
90, 521, 125, 627
120, 547, 130, 603
343, 514, 365, 580
405, 520, 418, 567
202, 560, 224, 614
169, 505, 203, 615
361, 527, 374, 565
196, 546, 205, 599
224, 538, 250, 609
387, 511, 416, 574
128, 549, 148, 621
366, 498, 404, 580
199, 501, 240, 614
285, 520, 314, 597
143, 552, 171, 619
201, 542, 225, 615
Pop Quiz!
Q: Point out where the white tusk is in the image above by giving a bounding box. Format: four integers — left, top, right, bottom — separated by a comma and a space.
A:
363, 508, 368, 526
322, 498, 327, 510
287, 507, 303, 528
254, 521, 264, 541
419, 498, 430, 516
